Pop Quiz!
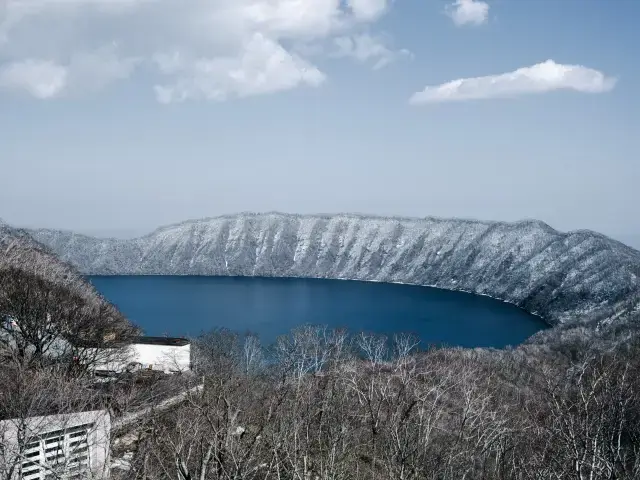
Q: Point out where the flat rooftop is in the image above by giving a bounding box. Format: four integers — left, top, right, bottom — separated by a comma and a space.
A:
131, 336, 190, 346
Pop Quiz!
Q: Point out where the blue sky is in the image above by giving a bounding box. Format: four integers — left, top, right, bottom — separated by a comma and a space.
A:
1, 0, 639, 245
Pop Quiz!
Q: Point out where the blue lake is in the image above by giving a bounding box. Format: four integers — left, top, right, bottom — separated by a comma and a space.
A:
89, 276, 548, 348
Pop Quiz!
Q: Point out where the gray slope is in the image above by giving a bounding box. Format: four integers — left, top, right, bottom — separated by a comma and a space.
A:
0, 223, 129, 321
29, 213, 640, 326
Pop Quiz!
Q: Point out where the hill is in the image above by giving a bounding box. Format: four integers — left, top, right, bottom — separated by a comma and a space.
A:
1, 221, 135, 344
29, 213, 640, 333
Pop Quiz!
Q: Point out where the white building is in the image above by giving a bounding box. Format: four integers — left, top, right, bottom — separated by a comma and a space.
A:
91, 337, 191, 375
0, 410, 111, 480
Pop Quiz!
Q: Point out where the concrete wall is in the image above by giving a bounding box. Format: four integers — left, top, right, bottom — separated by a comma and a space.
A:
0, 410, 111, 480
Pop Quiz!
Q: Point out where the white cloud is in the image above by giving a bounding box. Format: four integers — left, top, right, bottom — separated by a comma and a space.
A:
0, 59, 67, 98
410, 60, 616, 105
238, 0, 346, 38
153, 33, 325, 103
446, 0, 489, 26
66, 47, 139, 92
0, 47, 138, 98
332, 33, 411, 70
0, 0, 403, 101
346, 0, 389, 21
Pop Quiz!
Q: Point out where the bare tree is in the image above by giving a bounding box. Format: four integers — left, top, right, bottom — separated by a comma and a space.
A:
0, 365, 111, 479
0, 267, 135, 371
356, 332, 388, 366
526, 351, 640, 480
105, 327, 640, 480
242, 333, 264, 376
275, 325, 350, 381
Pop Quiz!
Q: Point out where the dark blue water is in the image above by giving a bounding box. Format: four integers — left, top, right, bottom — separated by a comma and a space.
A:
89, 276, 547, 348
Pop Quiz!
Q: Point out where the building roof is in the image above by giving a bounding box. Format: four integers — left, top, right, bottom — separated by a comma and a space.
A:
131, 336, 190, 346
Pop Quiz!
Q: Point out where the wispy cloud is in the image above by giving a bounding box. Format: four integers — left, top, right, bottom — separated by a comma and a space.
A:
346, 0, 389, 21
0, 46, 137, 99
446, 0, 489, 26
153, 34, 326, 103
410, 60, 616, 105
332, 33, 412, 70
0, 0, 405, 102
0, 59, 67, 99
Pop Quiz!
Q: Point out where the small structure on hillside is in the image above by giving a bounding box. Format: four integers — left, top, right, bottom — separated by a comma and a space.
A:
125, 337, 191, 374
0, 410, 111, 480
90, 336, 191, 375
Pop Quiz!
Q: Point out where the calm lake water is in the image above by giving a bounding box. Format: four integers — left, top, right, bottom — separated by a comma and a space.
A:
89, 276, 547, 348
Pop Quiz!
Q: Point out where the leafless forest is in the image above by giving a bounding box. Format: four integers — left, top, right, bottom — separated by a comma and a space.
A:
2, 226, 640, 479
116, 327, 640, 480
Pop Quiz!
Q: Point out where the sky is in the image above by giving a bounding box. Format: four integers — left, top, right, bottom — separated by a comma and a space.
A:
1, 0, 639, 245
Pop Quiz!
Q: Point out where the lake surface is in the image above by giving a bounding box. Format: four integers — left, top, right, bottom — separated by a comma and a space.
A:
89, 276, 547, 348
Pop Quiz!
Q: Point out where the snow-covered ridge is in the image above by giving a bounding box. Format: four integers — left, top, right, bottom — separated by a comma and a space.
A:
29, 212, 640, 327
